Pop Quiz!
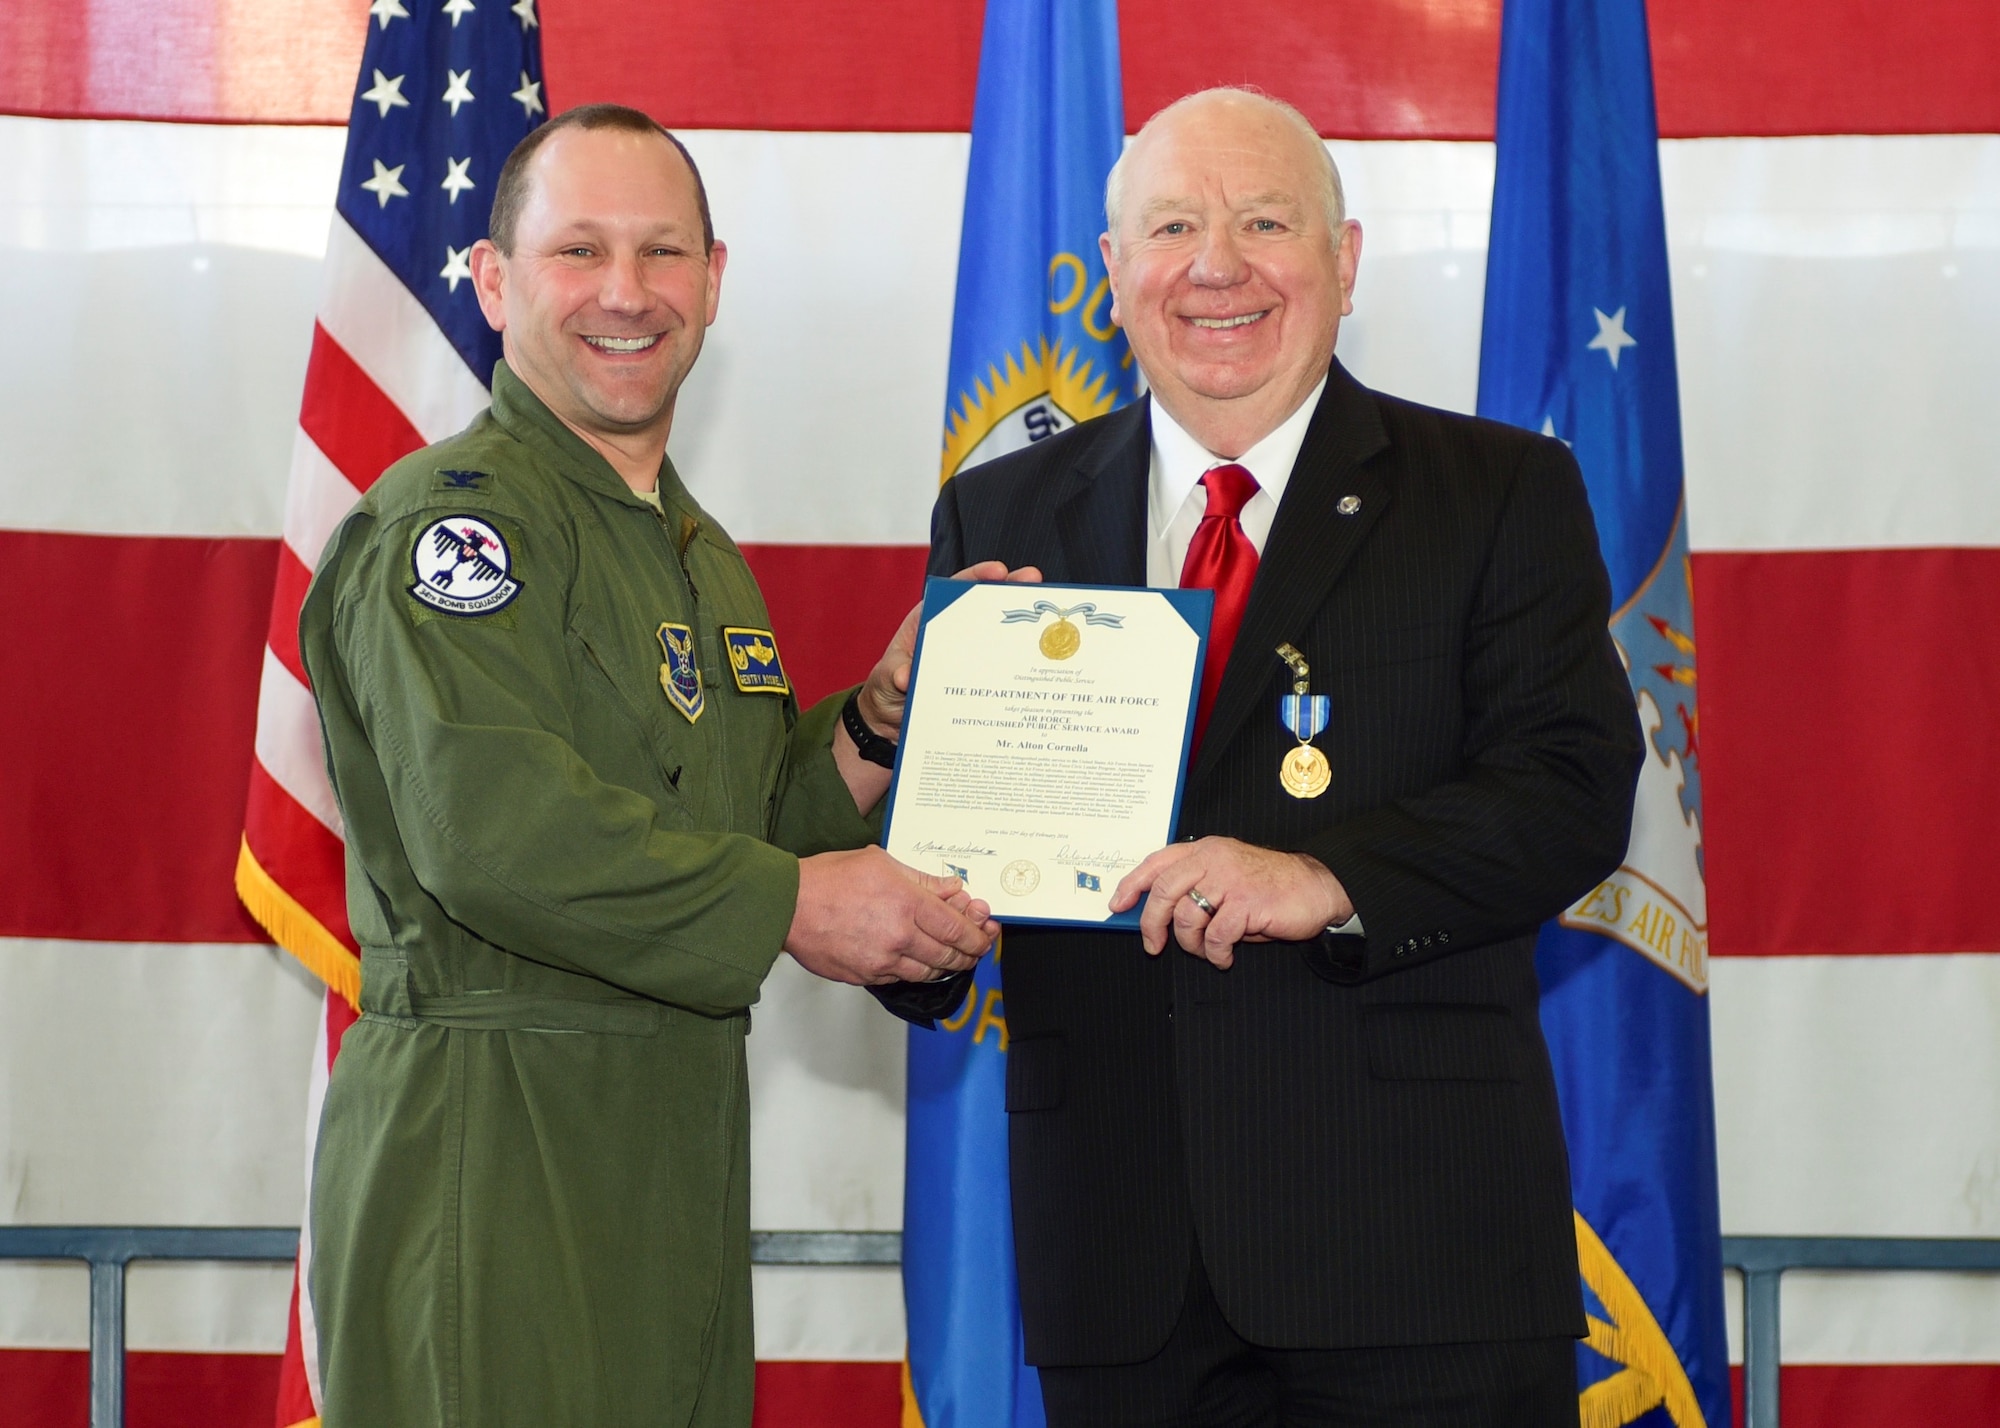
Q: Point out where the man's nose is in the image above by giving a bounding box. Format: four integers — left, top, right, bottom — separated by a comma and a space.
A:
1188, 225, 1248, 287
598, 250, 648, 311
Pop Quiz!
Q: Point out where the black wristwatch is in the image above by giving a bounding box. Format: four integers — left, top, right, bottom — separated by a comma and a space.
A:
841, 688, 899, 768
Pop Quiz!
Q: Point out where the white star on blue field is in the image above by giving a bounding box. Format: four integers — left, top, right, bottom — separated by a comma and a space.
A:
1588, 305, 1638, 369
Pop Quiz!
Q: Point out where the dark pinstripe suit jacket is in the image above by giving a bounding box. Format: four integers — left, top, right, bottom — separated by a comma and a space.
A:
888, 359, 1642, 1366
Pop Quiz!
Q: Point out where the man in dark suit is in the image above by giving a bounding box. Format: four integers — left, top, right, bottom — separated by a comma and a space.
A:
887, 88, 1643, 1425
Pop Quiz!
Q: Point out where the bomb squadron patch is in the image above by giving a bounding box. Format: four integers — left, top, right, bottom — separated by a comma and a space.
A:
409, 516, 522, 616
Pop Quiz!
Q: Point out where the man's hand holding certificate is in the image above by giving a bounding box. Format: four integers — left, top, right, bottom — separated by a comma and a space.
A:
883, 578, 1212, 928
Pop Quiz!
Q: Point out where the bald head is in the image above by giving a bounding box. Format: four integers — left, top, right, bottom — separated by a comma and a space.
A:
1095, 84, 1362, 459
1105, 88, 1345, 254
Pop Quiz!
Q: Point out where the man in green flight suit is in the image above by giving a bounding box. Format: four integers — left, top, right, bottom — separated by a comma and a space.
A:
300, 105, 1013, 1427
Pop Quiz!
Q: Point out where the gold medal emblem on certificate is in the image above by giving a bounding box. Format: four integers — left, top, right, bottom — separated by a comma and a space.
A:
1000, 859, 1041, 895
1280, 744, 1331, 799
1003, 599, 1124, 661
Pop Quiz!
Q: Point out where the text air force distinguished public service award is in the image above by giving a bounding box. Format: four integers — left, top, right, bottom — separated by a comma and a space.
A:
883, 579, 1212, 928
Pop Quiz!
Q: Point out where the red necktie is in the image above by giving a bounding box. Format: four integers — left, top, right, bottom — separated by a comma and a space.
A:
1179, 462, 1260, 752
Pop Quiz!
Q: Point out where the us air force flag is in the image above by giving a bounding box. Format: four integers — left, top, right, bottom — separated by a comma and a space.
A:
905, 4, 1131, 1426
1478, 1, 1729, 1425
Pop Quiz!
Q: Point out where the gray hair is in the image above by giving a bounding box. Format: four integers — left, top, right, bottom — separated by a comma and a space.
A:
1103, 87, 1346, 252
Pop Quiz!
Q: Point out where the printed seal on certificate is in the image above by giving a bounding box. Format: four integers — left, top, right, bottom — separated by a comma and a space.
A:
1000, 860, 1041, 895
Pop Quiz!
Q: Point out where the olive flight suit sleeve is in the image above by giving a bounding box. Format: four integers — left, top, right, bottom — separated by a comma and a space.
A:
313, 507, 797, 1017
767, 688, 884, 859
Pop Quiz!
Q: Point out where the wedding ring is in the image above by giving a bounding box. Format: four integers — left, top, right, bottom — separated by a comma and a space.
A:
1186, 889, 1216, 915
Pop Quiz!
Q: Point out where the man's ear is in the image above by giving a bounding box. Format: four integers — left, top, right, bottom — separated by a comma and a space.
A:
1335, 220, 1363, 318
470, 239, 507, 333
704, 240, 729, 326
1099, 231, 1121, 328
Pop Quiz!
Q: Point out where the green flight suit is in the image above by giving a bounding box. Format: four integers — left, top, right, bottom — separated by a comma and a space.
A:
299, 362, 877, 1428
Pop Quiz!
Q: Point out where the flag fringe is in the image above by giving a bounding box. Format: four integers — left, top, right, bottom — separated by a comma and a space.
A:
236, 836, 360, 1009
280, 1419, 322, 1428
899, 1358, 926, 1428
1573, 1211, 1706, 1427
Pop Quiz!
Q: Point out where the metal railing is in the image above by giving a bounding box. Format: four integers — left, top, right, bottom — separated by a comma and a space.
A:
0, 1226, 301, 1428
8, 1227, 1997, 1428
0, 1225, 900, 1427
1721, 1235, 2000, 1428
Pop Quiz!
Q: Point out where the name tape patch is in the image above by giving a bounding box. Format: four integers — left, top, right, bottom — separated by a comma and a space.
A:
410, 516, 521, 616
722, 626, 790, 695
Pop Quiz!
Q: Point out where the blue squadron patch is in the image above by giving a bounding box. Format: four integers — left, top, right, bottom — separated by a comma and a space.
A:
657, 622, 704, 723
721, 626, 790, 695
409, 515, 521, 616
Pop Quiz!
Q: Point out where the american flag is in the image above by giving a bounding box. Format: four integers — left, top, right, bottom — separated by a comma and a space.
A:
234, 4, 544, 1421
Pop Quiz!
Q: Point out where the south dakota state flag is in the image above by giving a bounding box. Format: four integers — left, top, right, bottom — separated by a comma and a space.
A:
1478, 1, 1730, 1425
905, 3, 1132, 1426
936, 0, 1137, 485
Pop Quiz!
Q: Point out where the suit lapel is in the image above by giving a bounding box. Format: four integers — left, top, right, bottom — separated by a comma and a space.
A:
1194, 361, 1392, 782
1052, 399, 1150, 587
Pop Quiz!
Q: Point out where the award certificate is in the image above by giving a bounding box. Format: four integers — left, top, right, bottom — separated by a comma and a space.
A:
882, 578, 1211, 928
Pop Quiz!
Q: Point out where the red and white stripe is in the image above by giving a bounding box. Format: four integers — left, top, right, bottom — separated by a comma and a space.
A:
237, 187, 496, 1428
239, 207, 489, 995
2, 3, 1997, 1425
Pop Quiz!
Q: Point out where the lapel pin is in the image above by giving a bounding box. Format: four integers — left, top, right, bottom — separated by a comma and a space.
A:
1336, 495, 1361, 516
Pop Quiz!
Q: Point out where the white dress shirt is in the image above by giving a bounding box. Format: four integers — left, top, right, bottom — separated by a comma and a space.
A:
1144, 376, 1328, 588
1141, 377, 1362, 936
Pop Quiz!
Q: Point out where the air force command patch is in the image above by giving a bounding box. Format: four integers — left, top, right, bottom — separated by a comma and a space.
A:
657, 622, 704, 722
409, 516, 522, 616
722, 627, 790, 695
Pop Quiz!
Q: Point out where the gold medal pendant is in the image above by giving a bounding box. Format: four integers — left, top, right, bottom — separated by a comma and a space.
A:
1039, 616, 1080, 660
1281, 743, 1331, 799
1274, 643, 1331, 798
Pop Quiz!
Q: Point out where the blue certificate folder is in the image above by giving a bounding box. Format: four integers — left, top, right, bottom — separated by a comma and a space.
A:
881, 578, 1212, 930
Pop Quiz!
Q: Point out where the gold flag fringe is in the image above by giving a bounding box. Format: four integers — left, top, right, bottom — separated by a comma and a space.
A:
235, 836, 360, 1010
1574, 1210, 1707, 1428
899, 1358, 927, 1428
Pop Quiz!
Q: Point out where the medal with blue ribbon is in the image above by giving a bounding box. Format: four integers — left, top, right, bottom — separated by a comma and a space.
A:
1275, 643, 1331, 799
1001, 599, 1125, 661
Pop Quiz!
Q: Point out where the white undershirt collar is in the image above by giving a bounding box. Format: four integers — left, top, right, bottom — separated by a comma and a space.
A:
1145, 376, 1329, 587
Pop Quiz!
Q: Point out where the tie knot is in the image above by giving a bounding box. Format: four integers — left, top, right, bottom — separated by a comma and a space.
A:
1201, 463, 1259, 521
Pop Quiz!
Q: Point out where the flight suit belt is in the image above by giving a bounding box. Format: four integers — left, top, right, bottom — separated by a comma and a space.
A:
360, 949, 687, 1037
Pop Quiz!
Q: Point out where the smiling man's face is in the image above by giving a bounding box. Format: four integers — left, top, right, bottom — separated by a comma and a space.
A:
473, 124, 725, 451
1101, 93, 1359, 455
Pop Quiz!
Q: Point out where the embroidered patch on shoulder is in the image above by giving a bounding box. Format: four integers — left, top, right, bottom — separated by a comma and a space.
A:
657, 622, 704, 723
722, 626, 790, 695
437, 468, 489, 489
409, 516, 521, 616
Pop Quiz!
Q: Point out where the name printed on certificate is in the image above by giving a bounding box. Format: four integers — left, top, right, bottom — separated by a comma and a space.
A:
884, 579, 1210, 928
